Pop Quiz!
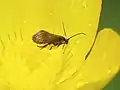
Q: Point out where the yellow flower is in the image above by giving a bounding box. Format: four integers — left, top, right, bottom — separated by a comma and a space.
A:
0, 0, 120, 90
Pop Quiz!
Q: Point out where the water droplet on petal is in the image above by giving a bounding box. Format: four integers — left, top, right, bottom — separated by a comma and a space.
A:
24, 21, 27, 23
89, 24, 92, 27
82, 4, 87, 8
81, 0, 88, 9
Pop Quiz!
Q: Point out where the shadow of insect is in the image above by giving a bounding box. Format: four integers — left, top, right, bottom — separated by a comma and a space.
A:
32, 22, 86, 50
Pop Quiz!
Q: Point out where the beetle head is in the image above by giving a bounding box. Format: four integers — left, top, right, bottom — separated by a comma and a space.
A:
58, 36, 68, 44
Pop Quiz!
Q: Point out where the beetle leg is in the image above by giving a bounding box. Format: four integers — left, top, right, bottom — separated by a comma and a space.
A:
62, 44, 65, 48
57, 44, 60, 47
50, 44, 60, 50
37, 44, 49, 50
49, 46, 54, 50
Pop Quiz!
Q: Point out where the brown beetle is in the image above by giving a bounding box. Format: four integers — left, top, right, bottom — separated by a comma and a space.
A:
32, 22, 85, 50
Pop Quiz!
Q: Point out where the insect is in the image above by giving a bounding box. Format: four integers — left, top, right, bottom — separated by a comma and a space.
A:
32, 22, 86, 50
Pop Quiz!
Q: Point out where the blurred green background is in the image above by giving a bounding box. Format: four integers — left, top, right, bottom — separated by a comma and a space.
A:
98, 0, 120, 90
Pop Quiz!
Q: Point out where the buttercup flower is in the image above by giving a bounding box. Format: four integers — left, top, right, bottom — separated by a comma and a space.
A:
0, 0, 120, 90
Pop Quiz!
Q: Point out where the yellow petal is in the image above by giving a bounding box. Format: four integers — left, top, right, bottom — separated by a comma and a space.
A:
80, 28, 120, 89
0, 0, 102, 90
53, 28, 120, 90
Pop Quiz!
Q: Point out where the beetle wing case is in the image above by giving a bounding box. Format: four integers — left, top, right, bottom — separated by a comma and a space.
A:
32, 30, 62, 44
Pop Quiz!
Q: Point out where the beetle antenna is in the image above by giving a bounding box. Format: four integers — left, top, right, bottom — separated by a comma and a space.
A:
62, 21, 67, 37
67, 33, 86, 40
